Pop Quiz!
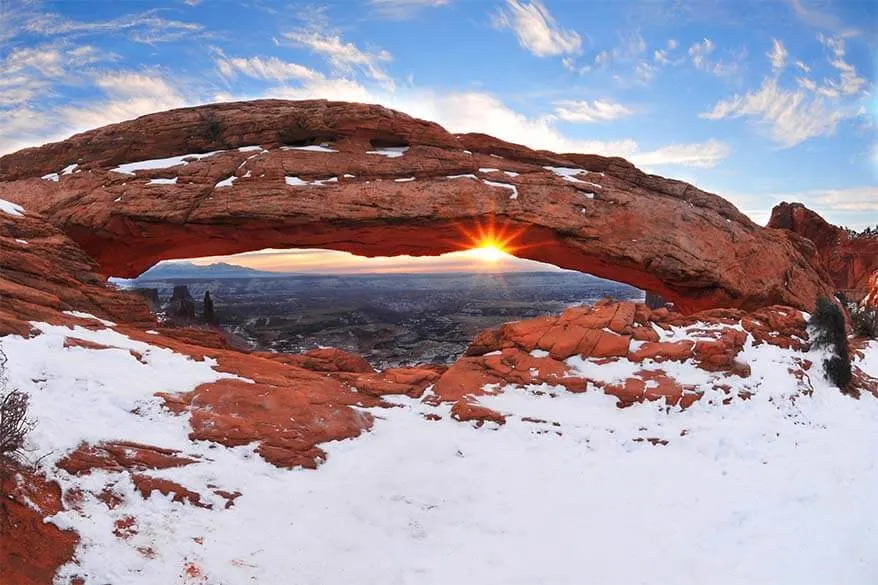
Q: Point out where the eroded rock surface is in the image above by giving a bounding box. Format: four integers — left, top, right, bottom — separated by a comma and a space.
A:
769, 202, 878, 303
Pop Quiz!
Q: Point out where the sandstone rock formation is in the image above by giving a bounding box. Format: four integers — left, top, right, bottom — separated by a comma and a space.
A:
165, 284, 196, 322
0, 202, 153, 337
769, 202, 878, 304
0, 99, 834, 314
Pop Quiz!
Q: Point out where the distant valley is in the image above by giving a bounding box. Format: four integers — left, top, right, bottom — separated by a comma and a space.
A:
131, 268, 644, 367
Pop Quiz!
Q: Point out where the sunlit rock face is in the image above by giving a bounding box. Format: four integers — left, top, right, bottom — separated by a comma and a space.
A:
769, 202, 878, 302
0, 99, 834, 314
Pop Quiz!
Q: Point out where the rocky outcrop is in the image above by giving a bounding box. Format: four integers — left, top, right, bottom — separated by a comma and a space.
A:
866, 272, 878, 308
0, 464, 79, 585
165, 284, 196, 322
0, 99, 833, 314
0, 201, 153, 336
769, 202, 878, 301
439, 300, 809, 407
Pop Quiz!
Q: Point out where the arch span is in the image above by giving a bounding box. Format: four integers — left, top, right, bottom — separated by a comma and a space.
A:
0, 100, 833, 314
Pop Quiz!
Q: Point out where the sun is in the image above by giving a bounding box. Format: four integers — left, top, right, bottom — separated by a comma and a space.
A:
470, 241, 507, 263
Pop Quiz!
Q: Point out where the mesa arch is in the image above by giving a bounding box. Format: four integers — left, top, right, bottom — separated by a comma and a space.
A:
0, 99, 834, 314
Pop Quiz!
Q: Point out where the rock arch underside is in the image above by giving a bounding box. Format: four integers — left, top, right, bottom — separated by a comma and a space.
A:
0, 99, 834, 314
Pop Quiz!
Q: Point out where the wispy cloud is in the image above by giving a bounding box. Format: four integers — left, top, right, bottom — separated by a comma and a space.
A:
554, 99, 633, 123
631, 139, 731, 169
368, 0, 449, 20
701, 34, 868, 148
687, 37, 743, 77
810, 186, 878, 211
491, 0, 581, 57
215, 53, 322, 82
59, 71, 188, 133
768, 38, 787, 71
700, 78, 847, 147
25, 10, 203, 44
283, 27, 394, 88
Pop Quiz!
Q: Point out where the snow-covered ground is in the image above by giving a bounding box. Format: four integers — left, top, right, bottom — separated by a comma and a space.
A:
1, 320, 877, 585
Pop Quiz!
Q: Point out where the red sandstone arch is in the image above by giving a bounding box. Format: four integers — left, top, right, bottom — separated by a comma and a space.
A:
0, 100, 833, 314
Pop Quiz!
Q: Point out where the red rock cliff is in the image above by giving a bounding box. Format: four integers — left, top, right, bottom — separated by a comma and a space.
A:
768, 202, 878, 302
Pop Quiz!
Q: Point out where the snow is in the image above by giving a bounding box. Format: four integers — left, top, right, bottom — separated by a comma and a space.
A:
61, 310, 116, 328
15, 239, 27, 244
446, 174, 478, 180
482, 178, 519, 199
215, 176, 237, 188
110, 151, 223, 175
285, 176, 338, 186
543, 166, 602, 189
478, 167, 499, 173
504, 171, 520, 177
0, 198, 25, 216
113, 197, 122, 202
367, 146, 409, 158
281, 145, 338, 153
857, 340, 878, 377
147, 177, 178, 185
2, 316, 876, 584
237, 146, 264, 152
394, 177, 416, 182
41, 164, 78, 182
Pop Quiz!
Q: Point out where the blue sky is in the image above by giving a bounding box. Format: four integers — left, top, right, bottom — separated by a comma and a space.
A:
1, 0, 876, 237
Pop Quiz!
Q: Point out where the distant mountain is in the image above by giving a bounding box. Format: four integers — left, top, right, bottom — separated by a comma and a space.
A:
136, 262, 289, 280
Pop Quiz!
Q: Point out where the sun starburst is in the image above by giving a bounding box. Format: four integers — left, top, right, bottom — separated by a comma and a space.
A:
450, 216, 529, 264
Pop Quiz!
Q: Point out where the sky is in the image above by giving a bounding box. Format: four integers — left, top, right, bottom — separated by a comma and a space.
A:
1, 0, 876, 274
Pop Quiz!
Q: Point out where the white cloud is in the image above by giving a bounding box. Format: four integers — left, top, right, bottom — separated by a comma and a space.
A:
810, 186, 878, 211
700, 78, 847, 147
702, 33, 869, 148
631, 139, 732, 169
368, 0, 449, 20
25, 10, 203, 44
59, 71, 188, 134
768, 38, 787, 71
2, 46, 65, 77
215, 55, 322, 82
816, 34, 866, 97
554, 100, 633, 123
688, 38, 715, 68
688, 38, 742, 77
492, 0, 581, 57
283, 28, 394, 88
653, 38, 681, 67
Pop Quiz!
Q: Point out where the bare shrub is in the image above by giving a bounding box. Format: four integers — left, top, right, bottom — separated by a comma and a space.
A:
0, 349, 35, 463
